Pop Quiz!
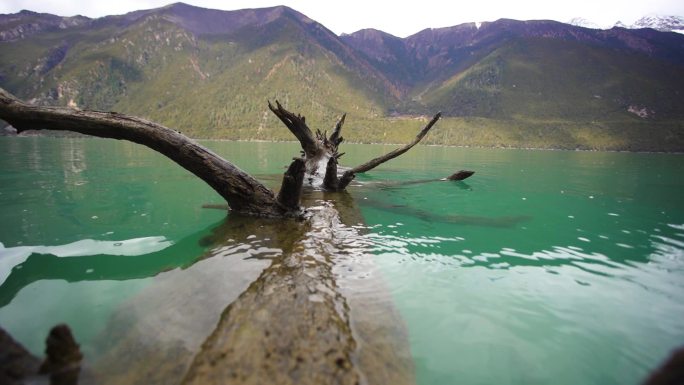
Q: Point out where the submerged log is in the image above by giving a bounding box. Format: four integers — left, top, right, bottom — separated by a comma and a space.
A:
182, 195, 414, 385
182, 207, 359, 385
78, 192, 413, 385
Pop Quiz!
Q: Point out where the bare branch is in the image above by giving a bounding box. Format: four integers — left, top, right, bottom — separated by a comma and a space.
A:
337, 112, 441, 189
328, 113, 346, 148
268, 100, 321, 158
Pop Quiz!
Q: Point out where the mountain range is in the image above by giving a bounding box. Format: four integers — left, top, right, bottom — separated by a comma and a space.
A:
570, 15, 684, 32
1, 3, 683, 151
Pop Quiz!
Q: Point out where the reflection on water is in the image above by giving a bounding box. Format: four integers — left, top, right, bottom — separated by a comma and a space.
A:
353, 148, 684, 385
0, 227, 213, 308
0, 139, 683, 385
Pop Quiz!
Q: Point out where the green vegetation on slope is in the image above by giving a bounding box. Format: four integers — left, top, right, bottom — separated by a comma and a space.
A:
1, 9, 683, 151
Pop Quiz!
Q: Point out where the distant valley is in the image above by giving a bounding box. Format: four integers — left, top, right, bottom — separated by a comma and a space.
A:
1, 3, 683, 151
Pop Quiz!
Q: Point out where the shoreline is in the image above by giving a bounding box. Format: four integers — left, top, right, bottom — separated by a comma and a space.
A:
2, 133, 683, 155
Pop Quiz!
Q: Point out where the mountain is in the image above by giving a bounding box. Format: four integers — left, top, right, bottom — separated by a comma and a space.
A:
1, 3, 683, 151
0, 10, 91, 41
568, 15, 684, 34
631, 15, 684, 33
568, 17, 602, 29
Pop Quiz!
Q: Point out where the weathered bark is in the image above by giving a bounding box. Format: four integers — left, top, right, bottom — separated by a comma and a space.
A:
268, 100, 346, 188
323, 154, 342, 191
0, 87, 299, 217
328, 113, 345, 148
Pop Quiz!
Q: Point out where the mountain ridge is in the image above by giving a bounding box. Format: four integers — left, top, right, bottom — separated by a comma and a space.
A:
1, 3, 683, 151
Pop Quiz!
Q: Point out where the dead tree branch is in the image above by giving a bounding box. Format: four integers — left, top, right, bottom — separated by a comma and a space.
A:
0, 87, 300, 217
337, 112, 442, 189
328, 113, 345, 149
268, 100, 320, 158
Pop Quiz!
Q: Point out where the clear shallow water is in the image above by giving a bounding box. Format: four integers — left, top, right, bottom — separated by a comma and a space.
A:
0, 137, 683, 384
350, 147, 684, 385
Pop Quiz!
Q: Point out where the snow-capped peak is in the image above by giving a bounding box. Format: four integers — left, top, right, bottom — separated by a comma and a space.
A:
629, 15, 684, 32
568, 17, 601, 29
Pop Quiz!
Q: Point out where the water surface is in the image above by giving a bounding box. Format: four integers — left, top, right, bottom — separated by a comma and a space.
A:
0, 137, 682, 384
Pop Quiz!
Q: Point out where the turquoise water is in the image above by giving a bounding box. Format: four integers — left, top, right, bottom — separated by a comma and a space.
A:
350, 147, 684, 384
0, 137, 683, 384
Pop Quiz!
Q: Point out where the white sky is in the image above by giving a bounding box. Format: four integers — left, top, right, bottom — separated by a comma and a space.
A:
1, 0, 682, 37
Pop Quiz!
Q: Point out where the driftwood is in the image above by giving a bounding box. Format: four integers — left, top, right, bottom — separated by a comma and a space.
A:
0, 87, 444, 384
1, 85, 682, 385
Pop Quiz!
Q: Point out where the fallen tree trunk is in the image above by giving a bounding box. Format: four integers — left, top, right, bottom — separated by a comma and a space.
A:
181, 196, 414, 385
69, 193, 413, 385
0, 88, 446, 384
0, 88, 301, 217
182, 204, 360, 385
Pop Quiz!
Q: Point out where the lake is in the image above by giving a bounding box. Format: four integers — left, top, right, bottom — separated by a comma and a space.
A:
1, 137, 683, 384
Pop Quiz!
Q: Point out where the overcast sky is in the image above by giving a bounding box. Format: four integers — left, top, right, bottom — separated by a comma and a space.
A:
1, 0, 682, 37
